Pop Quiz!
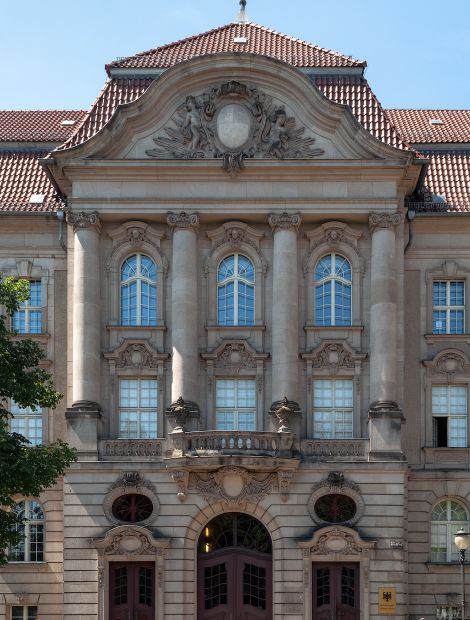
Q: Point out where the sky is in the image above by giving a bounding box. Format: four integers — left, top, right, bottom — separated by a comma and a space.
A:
1, 0, 469, 112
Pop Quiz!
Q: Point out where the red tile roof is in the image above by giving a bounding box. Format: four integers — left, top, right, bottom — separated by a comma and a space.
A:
420, 151, 470, 212
315, 76, 408, 150
0, 151, 58, 212
0, 110, 86, 143
61, 79, 153, 149
106, 22, 366, 72
386, 109, 470, 144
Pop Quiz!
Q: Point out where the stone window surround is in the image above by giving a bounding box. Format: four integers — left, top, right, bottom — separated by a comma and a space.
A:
429, 497, 470, 564
103, 472, 161, 527
94, 525, 170, 620
425, 260, 469, 339
1, 259, 49, 335
423, 348, 470, 449
301, 340, 367, 439
303, 221, 364, 330
103, 339, 168, 440
298, 525, 375, 620
105, 221, 168, 328
201, 339, 269, 431
205, 221, 267, 329
307, 476, 365, 527
8, 498, 45, 565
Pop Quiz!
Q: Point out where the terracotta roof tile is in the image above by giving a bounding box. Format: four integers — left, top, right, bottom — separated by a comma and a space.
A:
420, 151, 470, 212
61, 78, 153, 149
106, 22, 365, 71
0, 151, 58, 212
0, 110, 86, 143
314, 76, 408, 150
386, 109, 470, 144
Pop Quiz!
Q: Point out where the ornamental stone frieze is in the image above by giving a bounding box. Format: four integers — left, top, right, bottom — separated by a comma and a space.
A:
299, 526, 374, 557
109, 471, 157, 494
104, 339, 169, 374
94, 526, 169, 557
268, 212, 301, 232
166, 211, 200, 231
301, 341, 367, 376
145, 80, 324, 174
66, 209, 101, 232
368, 211, 402, 233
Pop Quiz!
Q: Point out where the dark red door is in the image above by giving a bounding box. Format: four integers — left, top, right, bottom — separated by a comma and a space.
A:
109, 562, 155, 620
313, 563, 359, 620
198, 550, 272, 619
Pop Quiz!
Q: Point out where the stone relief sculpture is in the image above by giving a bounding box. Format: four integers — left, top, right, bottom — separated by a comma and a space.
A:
146, 80, 324, 174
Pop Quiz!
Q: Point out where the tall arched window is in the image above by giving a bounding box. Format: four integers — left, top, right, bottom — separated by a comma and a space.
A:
10, 500, 44, 562
217, 254, 255, 326
120, 254, 157, 326
431, 499, 469, 562
314, 254, 352, 326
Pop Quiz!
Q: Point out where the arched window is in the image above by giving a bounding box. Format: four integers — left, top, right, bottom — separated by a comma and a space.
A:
431, 499, 468, 562
217, 254, 255, 326
314, 254, 352, 326
120, 254, 157, 326
10, 500, 44, 562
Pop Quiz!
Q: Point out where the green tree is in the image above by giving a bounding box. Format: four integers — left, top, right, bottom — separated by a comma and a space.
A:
0, 275, 76, 564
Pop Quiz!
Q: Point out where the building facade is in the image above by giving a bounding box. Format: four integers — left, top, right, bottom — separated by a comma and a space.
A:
1, 10, 470, 620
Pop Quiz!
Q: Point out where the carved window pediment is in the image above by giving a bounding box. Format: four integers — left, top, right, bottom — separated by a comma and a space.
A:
303, 221, 363, 275
94, 525, 169, 557
202, 340, 268, 375
206, 221, 267, 274
104, 339, 169, 373
302, 340, 366, 375
298, 525, 375, 558
424, 348, 470, 382
106, 221, 168, 273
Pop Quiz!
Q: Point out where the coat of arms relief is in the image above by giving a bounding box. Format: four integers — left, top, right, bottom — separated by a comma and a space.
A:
146, 80, 324, 174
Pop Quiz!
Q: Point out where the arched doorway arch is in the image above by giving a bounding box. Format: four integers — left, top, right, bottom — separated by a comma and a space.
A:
197, 512, 273, 619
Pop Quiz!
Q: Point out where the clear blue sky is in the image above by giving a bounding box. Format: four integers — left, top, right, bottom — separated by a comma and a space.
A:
1, 0, 469, 111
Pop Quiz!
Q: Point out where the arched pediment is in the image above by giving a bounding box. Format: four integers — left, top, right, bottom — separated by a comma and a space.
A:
298, 525, 375, 558
94, 525, 170, 557
52, 54, 415, 167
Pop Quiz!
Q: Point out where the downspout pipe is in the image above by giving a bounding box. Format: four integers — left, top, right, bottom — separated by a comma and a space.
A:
404, 207, 416, 254
39, 157, 68, 253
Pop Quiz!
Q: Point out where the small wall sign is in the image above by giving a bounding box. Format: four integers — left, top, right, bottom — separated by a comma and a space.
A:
379, 587, 397, 614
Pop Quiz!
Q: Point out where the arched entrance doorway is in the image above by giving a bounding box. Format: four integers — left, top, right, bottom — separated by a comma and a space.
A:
197, 513, 272, 619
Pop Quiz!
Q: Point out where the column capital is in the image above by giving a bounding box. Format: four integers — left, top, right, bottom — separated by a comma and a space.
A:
66, 210, 101, 233
167, 211, 199, 232
368, 211, 401, 233
268, 212, 301, 233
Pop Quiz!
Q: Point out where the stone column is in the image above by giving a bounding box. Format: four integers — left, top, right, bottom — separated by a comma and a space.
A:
65, 210, 102, 457
166, 212, 200, 429
368, 211, 403, 458
268, 213, 301, 422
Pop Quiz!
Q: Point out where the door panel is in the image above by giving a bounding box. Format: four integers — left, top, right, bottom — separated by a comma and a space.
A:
313, 563, 359, 620
198, 551, 272, 619
109, 562, 155, 620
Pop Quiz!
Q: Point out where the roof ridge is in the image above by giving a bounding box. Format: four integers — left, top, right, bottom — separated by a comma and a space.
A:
0, 109, 86, 113
387, 108, 470, 113
106, 20, 365, 69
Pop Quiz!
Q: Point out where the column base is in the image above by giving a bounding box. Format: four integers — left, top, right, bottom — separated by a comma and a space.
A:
66, 401, 102, 459
368, 400, 404, 458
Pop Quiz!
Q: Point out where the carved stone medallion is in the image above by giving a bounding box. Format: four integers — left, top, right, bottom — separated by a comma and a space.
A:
146, 80, 324, 175
189, 466, 277, 505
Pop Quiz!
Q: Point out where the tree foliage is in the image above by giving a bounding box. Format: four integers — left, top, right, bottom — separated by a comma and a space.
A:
0, 275, 76, 564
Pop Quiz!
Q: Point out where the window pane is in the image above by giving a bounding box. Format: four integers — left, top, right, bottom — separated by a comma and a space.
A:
119, 379, 157, 438
218, 256, 235, 281
238, 255, 255, 282
315, 255, 332, 280
313, 380, 353, 439
334, 255, 351, 281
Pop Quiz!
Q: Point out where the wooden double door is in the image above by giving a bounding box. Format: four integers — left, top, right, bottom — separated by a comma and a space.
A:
313, 562, 360, 619
198, 549, 272, 620
109, 562, 154, 620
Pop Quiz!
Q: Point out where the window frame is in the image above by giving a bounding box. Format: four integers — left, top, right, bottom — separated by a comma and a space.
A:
12, 280, 43, 334
431, 384, 467, 448
120, 253, 158, 327
313, 253, 352, 327
118, 378, 159, 440
312, 378, 354, 439
10, 400, 44, 446
10, 606, 38, 620
9, 499, 45, 563
432, 280, 465, 335
430, 499, 469, 563
215, 378, 257, 431
426, 261, 469, 338
216, 254, 255, 327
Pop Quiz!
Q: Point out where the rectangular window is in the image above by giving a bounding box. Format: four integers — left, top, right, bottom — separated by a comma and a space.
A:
119, 379, 158, 439
432, 385, 467, 447
436, 605, 462, 619
12, 281, 42, 334
433, 281, 465, 334
11, 607, 38, 620
313, 379, 353, 439
10, 401, 43, 446
216, 379, 256, 431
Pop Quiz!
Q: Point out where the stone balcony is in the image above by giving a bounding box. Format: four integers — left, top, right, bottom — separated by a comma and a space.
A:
97, 434, 369, 462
